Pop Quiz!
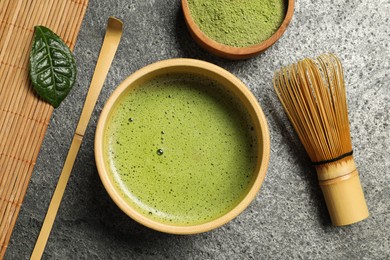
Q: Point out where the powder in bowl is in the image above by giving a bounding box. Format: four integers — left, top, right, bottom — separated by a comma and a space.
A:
187, 0, 287, 47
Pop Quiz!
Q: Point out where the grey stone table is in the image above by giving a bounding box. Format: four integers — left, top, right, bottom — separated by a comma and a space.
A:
5, 0, 390, 259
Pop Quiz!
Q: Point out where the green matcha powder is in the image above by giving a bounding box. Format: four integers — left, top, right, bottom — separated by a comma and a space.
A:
187, 0, 286, 47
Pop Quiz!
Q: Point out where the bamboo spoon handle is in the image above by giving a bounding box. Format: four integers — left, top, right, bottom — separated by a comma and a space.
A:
31, 17, 123, 260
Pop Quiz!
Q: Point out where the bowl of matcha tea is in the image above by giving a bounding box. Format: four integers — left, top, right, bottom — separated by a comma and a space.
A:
182, 0, 294, 59
95, 58, 270, 234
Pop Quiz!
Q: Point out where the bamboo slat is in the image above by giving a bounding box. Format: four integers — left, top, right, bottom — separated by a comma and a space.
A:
0, 0, 88, 257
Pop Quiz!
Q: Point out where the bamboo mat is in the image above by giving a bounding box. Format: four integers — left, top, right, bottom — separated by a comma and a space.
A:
0, 0, 88, 257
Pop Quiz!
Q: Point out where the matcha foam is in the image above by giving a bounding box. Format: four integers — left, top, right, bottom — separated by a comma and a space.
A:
104, 74, 258, 225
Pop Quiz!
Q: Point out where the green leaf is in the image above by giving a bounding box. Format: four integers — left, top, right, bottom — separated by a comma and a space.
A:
29, 26, 76, 108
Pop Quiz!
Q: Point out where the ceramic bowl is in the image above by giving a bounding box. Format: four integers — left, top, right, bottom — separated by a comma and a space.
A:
182, 0, 294, 60
95, 58, 270, 234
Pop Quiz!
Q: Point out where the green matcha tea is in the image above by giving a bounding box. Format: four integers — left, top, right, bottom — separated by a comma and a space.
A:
103, 74, 258, 225
187, 0, 286, 47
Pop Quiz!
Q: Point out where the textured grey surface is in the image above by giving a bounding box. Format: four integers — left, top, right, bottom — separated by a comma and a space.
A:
5, 0, 390, 259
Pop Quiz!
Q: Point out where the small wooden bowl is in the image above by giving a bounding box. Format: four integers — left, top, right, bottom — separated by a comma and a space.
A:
95, 59, 270, 234
182, 0, 294, 60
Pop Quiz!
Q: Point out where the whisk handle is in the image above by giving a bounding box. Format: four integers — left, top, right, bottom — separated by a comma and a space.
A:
316, 159, 369, 226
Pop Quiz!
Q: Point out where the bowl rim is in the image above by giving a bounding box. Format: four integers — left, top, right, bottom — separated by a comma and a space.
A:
181, 0, 295, 59
94, 58, 270, 234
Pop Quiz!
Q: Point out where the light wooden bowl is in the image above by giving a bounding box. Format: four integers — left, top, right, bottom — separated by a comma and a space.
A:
95, 58, 270, 234
182, 0, 294, 60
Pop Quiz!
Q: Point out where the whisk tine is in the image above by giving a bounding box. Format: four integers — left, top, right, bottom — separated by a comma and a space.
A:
274, 54, 353, 163
273, 53, 368, 226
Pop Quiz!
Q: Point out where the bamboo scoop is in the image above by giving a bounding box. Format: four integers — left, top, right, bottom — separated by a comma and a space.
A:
273, 53, 369, 226
31, 17, 123, 259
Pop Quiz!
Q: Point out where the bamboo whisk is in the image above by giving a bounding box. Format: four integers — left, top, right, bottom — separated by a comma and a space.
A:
273, 53, 369, 226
